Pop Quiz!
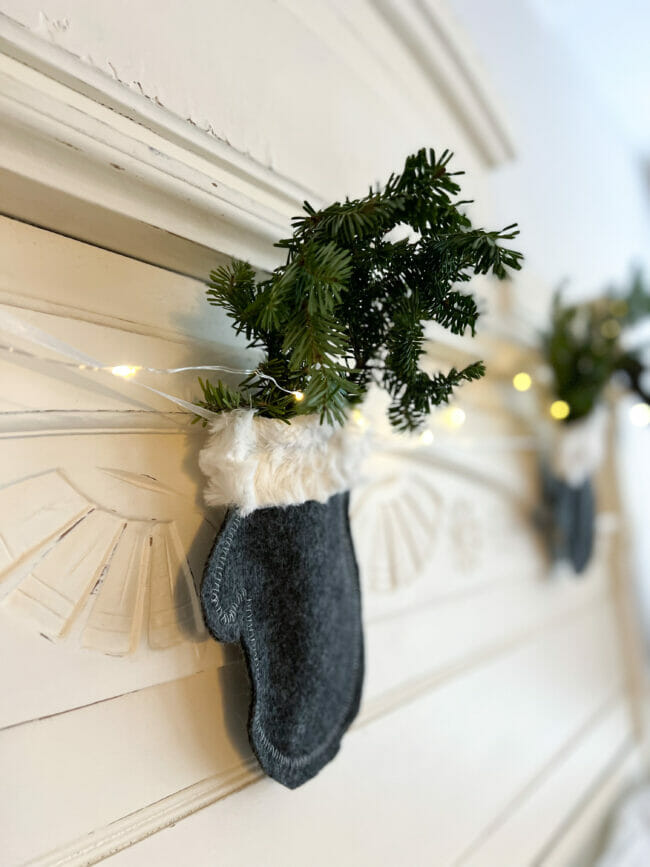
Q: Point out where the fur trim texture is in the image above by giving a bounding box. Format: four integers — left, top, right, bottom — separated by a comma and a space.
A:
199, 410, 366, 514
552, 406, 607, 486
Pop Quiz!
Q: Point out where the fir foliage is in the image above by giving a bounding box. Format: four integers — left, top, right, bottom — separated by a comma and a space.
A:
199, 148, 522, 430
543, 270, 650, 422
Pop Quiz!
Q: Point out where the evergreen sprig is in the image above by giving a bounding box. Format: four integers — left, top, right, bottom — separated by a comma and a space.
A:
543, 270, 650, 422
198, 148, 522, 430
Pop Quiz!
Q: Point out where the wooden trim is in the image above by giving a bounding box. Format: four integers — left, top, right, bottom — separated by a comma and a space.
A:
538, 739, 640, 867
280, 0, 515, 170
372, 0, 515, 166
360, 591, 611, 726
24, 593, 611, 866
27, 759, 262, 867
0, 2, 515, 281
0, 14, 310, 277
456, 692, 631, 865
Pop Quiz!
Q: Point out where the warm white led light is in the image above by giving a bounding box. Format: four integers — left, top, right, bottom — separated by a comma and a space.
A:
512, 372, 532, 392
293, 390, 305, 402
419, 429, 434, 445
550, 400, 570, 420
600, 318, 621, 339
351, 408, 369, 429
111, 365, 139, 378
443, 407, 466, 429
629, 402, 650, 428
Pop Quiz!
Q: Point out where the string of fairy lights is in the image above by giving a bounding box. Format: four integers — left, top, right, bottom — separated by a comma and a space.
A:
106, 362, 304, 402
0, 344, 305, 418
511, 367, 650, 427
0, 309, 304, 421
3, 344, 648, 432
0, 308, 648, 433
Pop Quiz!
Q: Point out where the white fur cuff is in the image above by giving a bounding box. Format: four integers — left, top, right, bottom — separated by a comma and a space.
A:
552, 406, 607, 486
199, 410, 366, 515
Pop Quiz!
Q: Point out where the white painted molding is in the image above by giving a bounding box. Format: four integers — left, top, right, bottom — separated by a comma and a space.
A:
371, 0, 515, 167
24, 590, 611, 866
540, 742, 643, 867
279, 0, 515, 171
0, 2, 514, 280
0, 13, 311, 277
459, 693, 631, 866
0, 469, 216, 655
28, 759, 262, 867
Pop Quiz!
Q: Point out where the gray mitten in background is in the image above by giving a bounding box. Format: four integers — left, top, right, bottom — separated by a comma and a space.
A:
539, 466, 595, 575
538, 410, 604, 575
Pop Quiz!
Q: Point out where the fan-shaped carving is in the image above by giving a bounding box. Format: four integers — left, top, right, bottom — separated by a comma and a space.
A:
350, 449, 443, 592
0, 470, 217, 655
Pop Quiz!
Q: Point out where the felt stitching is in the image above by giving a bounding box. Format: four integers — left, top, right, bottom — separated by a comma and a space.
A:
241, 497, 363, 771
203, 496, 363, 777
210, 513, 245, 625
245, 602, 362, 770
243, 597, 260, 672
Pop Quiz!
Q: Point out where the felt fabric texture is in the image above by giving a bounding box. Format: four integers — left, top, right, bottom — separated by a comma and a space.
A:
539, 466, 595, 574
201, 491, 364, 789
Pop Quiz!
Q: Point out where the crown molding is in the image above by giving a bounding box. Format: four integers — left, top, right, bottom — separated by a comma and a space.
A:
0, 14, 313, 277
291, 0, 515, 169
0, 3, 515, 279
372, 0, 515, 167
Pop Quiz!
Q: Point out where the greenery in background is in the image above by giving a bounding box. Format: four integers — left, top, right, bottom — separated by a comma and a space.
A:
198, 148, 522, 430
543, 271, 650, 422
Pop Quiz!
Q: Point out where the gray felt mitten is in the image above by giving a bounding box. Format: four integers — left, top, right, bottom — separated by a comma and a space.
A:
539, 467, 595, 574
539, 408, 606, 575
198, 411, 366, 788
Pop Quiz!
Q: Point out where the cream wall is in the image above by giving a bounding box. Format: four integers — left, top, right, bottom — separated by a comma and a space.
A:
449, 0, 650, 304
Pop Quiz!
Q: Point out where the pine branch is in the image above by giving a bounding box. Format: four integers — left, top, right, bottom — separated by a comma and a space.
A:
199, 147, 522, 430
544, 271, 650, 421
193, 377, 246, 426
387, 362, 486, 431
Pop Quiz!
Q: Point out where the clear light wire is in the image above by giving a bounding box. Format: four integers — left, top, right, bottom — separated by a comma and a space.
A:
0, 309, 303, 418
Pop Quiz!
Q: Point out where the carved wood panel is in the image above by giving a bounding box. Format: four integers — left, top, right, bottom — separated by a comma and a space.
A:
0, 469, 215, 655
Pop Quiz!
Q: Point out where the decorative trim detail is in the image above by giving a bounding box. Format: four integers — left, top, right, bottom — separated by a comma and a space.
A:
0, 13, 310, 276
351, 441, 530, 592
27, 759, 261, 867
338, 0, 515, 167
0, 469, 215, 655
0, 2, 515, 280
